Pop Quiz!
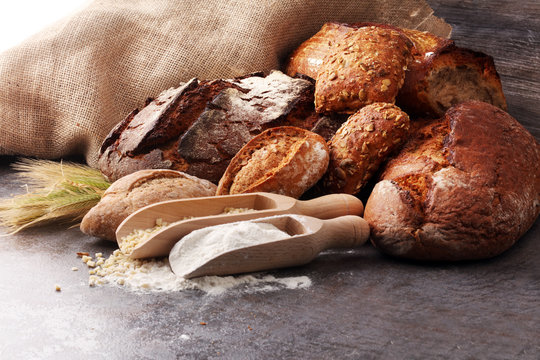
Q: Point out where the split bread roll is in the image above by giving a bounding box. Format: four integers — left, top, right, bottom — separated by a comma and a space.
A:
80, 169, 217, 241
364, 101, 540, 261
217, 126, 329, 198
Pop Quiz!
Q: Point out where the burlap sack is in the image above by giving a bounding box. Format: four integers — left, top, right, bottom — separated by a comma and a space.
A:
0, 0, 450, 168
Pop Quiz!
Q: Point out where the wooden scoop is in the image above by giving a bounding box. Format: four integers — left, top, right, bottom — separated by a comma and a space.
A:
169, 214, 370, 279
116, 192, 364, 259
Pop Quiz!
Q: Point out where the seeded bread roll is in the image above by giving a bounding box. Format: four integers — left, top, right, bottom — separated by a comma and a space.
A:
216, 126, 329, 199
80, 169, 217, 241
314, 26, 413, 114
364, 101, 540, 261
285, 22, 355, 79
321, 103, 410, 194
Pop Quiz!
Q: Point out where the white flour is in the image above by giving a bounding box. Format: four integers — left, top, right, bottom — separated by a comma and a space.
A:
84, 219, 311, 295
169, 221, 290, 278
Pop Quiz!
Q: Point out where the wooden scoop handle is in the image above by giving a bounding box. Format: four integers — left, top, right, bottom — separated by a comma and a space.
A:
293, 194, 364, 219
316, 215, 370, 250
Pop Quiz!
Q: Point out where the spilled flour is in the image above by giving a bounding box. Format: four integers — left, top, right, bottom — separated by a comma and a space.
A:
82, 215, 312, 295
82, 249, 311, 295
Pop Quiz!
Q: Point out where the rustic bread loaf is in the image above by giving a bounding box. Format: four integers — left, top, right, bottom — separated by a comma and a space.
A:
364, 101, 540, 261
285, 22, 506, 117
80, 169, 217, 241
397, 46, 507, 117
314, 26, 413, 114
320, 103, 410, 194
216, 126, 329, 199
98, 71, 325, 184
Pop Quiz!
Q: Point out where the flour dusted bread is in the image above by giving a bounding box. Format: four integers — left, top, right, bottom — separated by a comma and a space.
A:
80, 169, 217, 241
98, 71, 323, 184
364, 101, 540, 261
216, 126, 329, 199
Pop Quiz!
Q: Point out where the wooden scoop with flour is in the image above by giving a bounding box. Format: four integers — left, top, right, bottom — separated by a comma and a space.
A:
116, 192, 365, 259
169, 214, 370, 279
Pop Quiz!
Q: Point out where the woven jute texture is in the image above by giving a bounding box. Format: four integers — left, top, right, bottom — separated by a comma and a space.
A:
0, 0, 450, 167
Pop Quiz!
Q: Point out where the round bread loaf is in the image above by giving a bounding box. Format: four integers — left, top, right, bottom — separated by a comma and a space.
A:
80, 169, 217, 241
364, 101, 540, 261
216, 126, 329, 199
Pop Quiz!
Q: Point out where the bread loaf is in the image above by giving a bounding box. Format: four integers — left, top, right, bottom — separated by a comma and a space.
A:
98, 71, 325, 184
314, 26, 413, 114
285, 22, 357, 79
364, 101, 540, 261
80, 169, 217, 241
216, 126, 329, 199
285, 22, 506, 117
321, 103, 410, 194
397, 46, 507, 117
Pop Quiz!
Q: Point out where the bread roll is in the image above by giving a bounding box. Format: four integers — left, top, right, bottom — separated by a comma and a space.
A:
216, 126, 329, 199
80, 169, 217, 241
364, 101, 540, 261
314, 26, 413, 114
321, 103, 410, 194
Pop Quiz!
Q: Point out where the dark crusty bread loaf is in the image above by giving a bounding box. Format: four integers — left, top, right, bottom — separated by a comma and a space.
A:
98, 71, 328, 184
216, 126, 329, 199
364, 101, 540, 261
314, 26, 413, 114
285, 22, 506, 117
321, 103, 410, 194
80, 169, 217, 241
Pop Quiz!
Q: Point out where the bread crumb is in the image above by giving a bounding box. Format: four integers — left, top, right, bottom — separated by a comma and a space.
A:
55, 285, 61, 292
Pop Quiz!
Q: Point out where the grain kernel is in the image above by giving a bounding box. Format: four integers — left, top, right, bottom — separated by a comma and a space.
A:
335, 167, 347, 180
361, 142, 369, 153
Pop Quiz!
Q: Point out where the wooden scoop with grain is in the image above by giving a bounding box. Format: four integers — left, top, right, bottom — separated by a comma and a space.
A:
116, 192, 365, 259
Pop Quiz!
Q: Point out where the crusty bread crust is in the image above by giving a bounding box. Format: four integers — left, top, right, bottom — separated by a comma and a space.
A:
80, 169, 217, 241
285, 22, 355, 79
216, 126, 329, 199
364, 101, 540, 260
321, 103, 410, 194
397, 46, 507, 117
